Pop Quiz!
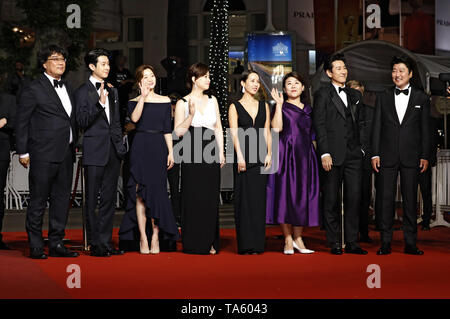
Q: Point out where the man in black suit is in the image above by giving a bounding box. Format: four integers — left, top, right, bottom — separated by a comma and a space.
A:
75, 48, 126, 257
418, 115, 437, 231
313, 53, 368, 255
372, 55, 430, 255
15, 45, 79, 259
347, 80, 375, 243
0, 85, 16, 250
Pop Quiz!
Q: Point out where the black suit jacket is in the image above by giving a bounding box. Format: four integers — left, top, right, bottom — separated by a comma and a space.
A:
75, 80, 126, 166
0, 92, 16, 160
372, 86, 430, 168
359, 103, 375, 170
15, 74, 77, 162
312, 83, 367, 166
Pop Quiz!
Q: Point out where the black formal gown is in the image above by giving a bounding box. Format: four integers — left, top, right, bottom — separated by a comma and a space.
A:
118, 101, 179, 250
180, 98, 221, 254
232, 101, 267, 254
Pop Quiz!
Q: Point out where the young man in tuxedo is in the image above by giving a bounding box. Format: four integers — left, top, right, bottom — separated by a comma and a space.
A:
313, 53, 369, 255
347, 80, 374, 243
372, 55, 430, 255
0, 80, 16, 250
75, 48, 126, 257
15, 45, 79, 259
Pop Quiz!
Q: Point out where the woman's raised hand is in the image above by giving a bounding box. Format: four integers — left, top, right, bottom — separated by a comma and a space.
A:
139, 81, 151, 98
271, 88, 284, 105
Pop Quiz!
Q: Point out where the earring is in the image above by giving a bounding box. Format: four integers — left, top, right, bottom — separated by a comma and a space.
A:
242, 86, 245, 93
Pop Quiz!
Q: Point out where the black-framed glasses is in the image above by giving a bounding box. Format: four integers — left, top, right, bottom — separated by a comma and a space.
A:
47, 57, 66, 63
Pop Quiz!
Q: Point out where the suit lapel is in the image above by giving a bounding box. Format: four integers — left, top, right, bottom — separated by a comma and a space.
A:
388, 87, 401, 125
329, 85, 346, 119
87, 81, 109, 123
39, 74, 69, 118
346, 93, 357, 123
107, 86, 115, 125
401, 87, 417, 125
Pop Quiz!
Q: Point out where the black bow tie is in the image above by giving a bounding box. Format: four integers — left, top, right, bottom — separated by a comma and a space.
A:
53, 79, 63, 88
338, 87, 347, 94
95, 82, 108, 90
395, 88, 409, 96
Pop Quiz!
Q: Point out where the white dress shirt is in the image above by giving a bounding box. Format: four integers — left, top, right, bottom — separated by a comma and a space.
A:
332, 82, 348, 107
394, 84, 411, 124
321, 83, 348, 159
89, 76, 110, 123
20, 73, 73, 159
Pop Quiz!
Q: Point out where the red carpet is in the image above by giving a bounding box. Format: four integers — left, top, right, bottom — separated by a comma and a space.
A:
1, 226, 449, 299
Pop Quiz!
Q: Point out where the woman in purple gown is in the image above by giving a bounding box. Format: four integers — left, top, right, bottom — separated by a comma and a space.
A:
266, 72, 320, 254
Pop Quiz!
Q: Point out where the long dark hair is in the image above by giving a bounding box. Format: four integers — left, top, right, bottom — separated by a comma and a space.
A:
282, 72, 310, 105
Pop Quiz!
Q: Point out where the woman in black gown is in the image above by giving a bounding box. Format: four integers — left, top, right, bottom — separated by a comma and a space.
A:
121, 65, 179, 254
174, 62, 225, 255
228, 71, 272, 254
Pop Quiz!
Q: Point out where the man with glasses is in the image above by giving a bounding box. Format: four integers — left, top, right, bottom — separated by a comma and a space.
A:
15, 44, 79, 259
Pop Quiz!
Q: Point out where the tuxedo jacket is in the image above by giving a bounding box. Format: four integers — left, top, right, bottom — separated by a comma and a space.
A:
312, 83, 367, 166
15, 74, 77, 163
372, 86, 430, 168
359, 103, 375, 170
75, 80, 126, 166
0, 92, 16, 161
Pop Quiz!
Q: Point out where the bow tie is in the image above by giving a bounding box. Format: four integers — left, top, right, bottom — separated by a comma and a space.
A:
95, 81, 110, 90
395, 88, 409, 96
53, 79, 63, 88
338, 87, 347, 94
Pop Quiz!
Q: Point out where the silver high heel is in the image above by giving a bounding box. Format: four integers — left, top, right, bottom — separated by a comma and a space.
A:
293, 241, 315, 254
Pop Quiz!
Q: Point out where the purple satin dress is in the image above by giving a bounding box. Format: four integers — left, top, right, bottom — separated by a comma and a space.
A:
266, 102, 320, 226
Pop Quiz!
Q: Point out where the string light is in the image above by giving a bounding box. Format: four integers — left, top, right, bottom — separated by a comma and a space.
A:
208, 0, 229, 151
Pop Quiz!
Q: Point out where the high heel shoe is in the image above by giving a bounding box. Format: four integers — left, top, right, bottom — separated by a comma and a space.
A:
293, 241, 315, 254
140, 241, 150, 254
283, 244, 294, 255
150, 241, 160, 254
149, 234, 160, 254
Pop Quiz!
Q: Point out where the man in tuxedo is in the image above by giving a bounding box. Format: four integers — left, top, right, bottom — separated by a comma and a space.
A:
15, 45, 79, 259
372, 55, 430, 255
418, 115, 437, 231
347, 80, 374, 243
75, 48, 126, 257
0, 84, 16, 250
313, 53, 368, 255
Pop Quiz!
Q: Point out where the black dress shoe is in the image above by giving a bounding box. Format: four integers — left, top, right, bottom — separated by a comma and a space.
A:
49, 244, 79, 257
330, 247, 343, 255
30, 247, 47, 259
107, 248, 125, 255
376, 244, 391, 255
421, 224, 430, 231
345, 246, 368, 255
90, 245, 110, 257
404, 246, 424, 255
0, 241, 11, 250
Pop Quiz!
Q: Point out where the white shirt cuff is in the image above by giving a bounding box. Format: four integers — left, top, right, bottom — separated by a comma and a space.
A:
321, 153, 331, 159
371, 156, 380, 160
19, 153, 29, 159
